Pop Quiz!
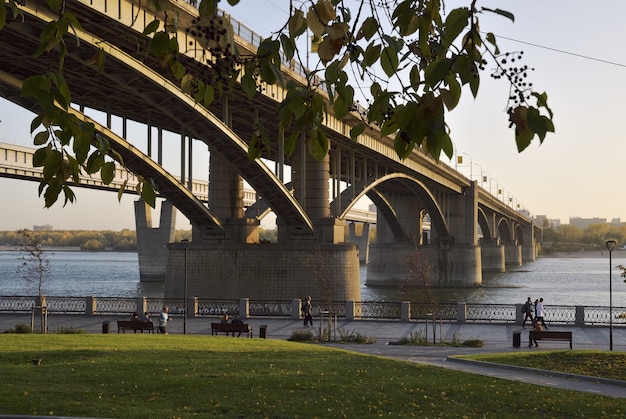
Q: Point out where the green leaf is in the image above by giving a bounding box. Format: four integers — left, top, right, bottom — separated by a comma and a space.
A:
117, 180, 128, 202
333, 95, 351, 120
30, 115, 44, 133
443, 8, 469, 48
143, 19, 160, 35
393, 133, 413, 160
280, 34, 296, 61
170, 60, 186, 80
34, 131, 49, 146
33, 148, 47, 167
180, 74, 195, 95
363, 43, 381, 67
380, 46, 399, 77
259, 60, 277, 85
43, 181, 62, 208
151, 32, 171, 57
22, 75, 51, 97
424, 58, 451, 89
100, 161, 116, 184
482, 7, 515, 22
284, 130, 300, 156
198, 0, 218, 19
531, 91, 554, 118
51, 73, 71, 110
409, 65, 421, 90
307, 128, 328, 161
141, 180, 157, 208
357, 16, 378, 40
203, 84, 215, 107
85, 151, 104, 175
485, 32, 500, 55
350, 123, 366, 141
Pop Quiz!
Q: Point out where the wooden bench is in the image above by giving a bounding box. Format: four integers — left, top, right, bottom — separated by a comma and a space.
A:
117, 320, 155, 334
529, 330, 572, 349
211, 322, 252, 338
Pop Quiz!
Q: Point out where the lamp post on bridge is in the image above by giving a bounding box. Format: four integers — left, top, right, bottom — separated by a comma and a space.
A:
473, 162, 483, 187
605, 239, 616, 351
181, 239, 189, 335
462, 152, 473, 181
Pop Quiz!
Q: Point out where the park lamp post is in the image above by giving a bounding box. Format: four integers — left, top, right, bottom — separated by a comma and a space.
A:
181, 239, 190, 335
605, 239, 617, 351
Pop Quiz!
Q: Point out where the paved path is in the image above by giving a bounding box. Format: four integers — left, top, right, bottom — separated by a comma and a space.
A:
3, 313, 626, 398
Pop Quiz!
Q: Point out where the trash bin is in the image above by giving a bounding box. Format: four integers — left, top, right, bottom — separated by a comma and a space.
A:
259, 325, 268, 339
102, 321, 110, 334
512, 331, 520, 347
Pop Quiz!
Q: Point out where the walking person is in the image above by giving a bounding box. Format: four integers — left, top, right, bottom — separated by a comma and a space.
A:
302, 296, 313, 327
529, 319, 543, 348
158, 306, 171, 334
522, 297, 534, 328
536, 298, 548, 329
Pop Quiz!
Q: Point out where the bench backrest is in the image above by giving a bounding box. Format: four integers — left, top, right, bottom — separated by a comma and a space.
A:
530, 331, 572, 339
118, 320, 153, 329
211, 322, 250, 331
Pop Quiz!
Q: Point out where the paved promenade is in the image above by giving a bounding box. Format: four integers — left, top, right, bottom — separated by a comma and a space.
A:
2, 313, 625, 399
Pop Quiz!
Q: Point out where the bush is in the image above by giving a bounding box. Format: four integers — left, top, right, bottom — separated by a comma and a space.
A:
56, 327, 86, 334
391, 329, 429, 346
288, 329, 315, 342
4, 323, 31, 334
337, 328, 376, 344
462, 339, 484, 347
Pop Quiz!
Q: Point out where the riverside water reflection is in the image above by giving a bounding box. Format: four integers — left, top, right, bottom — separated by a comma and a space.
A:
1, 250, 625, 306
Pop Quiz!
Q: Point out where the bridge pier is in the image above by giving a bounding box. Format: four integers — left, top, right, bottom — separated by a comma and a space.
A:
522, 244, 538, 262
366, 243, 481, 287
480, 240, 506, 272
505, 242, 523, 266
135, 199, 176, 281
164, 242, 361, 301
348, 222, 370, 264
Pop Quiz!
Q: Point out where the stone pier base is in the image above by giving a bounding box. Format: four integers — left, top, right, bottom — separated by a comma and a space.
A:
366, 244, 482, 288
164, 242, 361, 301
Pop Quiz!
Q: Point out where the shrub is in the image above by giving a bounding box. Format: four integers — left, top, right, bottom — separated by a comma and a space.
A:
337, 328, 376, 344
4, 323, 31, 334
56, 327, 86, 334
462, 339, 484, 347
288, 329, 315, 342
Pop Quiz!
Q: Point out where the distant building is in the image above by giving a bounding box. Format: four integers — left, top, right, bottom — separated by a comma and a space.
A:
33, 224, 53, 231
535, 215, 560, 228
569, 217, 607, 230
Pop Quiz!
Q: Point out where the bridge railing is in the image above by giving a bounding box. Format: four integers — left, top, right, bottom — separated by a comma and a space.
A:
1, 295, 625, 326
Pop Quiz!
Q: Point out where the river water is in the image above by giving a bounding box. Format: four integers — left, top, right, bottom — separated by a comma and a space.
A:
1, 250, 625, 307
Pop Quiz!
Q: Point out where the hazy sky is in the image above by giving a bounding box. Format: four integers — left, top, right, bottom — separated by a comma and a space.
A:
2, 0, 626, 231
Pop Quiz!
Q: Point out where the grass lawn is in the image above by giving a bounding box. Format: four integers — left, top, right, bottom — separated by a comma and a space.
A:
0, 335, 624, 418
461, 350, 626, 381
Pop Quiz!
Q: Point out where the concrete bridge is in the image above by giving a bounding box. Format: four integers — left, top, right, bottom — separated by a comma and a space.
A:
0, 0, 541, 301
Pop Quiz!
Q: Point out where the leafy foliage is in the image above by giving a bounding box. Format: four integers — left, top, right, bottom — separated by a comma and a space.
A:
1, 0, 555, 209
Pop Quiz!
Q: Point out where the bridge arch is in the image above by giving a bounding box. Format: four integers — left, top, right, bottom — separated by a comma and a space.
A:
330, 173, 449, 242
496, 218, 513, 243
477, 207, 493, 242
0, 2, 314, 236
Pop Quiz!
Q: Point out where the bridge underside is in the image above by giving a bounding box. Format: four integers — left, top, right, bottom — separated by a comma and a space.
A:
0, 0, 539, 299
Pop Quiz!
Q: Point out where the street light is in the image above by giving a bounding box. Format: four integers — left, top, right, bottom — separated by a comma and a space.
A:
605, 239, 616, 351
462, 152, 473, 180
181, 239, 190, 335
